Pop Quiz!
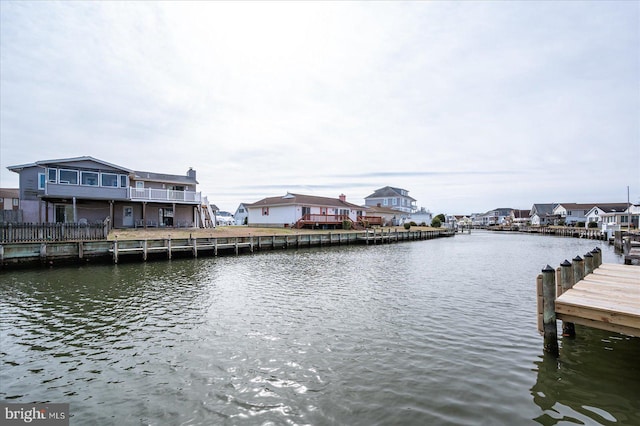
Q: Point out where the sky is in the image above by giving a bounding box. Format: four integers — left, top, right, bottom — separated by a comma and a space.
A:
1, 1, 638, 215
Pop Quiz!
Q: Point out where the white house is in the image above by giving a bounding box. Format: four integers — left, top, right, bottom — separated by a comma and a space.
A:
553, 203, 595, 225
234, 203, 249, 226
246, 193, 369, 228
596, 204, 640, 235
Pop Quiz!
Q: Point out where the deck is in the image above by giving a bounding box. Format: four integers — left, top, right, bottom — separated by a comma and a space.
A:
555, 263, 640, 337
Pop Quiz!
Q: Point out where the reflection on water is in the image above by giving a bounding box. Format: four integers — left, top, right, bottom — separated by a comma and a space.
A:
1, 232, 637, 425
532, 327, 640, 425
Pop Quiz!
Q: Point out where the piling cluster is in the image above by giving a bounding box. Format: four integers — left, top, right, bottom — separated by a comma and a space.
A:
536, 248, 603, 357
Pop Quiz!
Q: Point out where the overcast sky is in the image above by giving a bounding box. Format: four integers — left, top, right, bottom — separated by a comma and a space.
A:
1, 1, 638, 214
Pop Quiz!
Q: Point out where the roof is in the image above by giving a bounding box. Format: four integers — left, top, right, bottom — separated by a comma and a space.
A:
556, 202, 631, 213
588, 203, 632, 213
7, 156, 132, 173
8, 156, 198, 185
531, 203, 557, 216
365, 186, 416, 202
247, 193, 363, 210
134, 171, 198, 185
365, 205, 402, 215
512, 209, 531, 218
0, 188, 19, 198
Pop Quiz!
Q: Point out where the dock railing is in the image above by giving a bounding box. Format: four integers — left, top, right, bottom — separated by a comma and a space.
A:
0, 222, 108, 243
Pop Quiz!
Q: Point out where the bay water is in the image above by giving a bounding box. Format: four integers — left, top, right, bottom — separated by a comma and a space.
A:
1, 231, 638, 425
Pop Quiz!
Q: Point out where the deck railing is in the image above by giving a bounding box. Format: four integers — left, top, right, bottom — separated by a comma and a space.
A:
129, 187, 202, 203
0, 222, 108, 243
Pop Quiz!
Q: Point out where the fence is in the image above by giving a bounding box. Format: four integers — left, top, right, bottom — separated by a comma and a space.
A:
0, 222, 108, 243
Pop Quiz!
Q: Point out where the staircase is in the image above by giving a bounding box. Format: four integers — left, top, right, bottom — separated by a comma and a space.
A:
200, 196, 216, 228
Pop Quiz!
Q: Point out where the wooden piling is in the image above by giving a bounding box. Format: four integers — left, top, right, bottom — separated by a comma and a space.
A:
542, 265, 559, 356
572, 256, 584, 284
584, 251, 594, 275
142, 240, 148, 261
113, 239, 118, 264
591, 248, 602, 268
167, 237, 172, 259
559, 260, 575, 337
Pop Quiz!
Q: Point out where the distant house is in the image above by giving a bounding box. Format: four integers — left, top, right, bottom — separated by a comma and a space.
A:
7, 156, 204, 228
553, 203, 598, 225
0, 188, 21, 222
364, 186, 417, 213
530, 203, 558, 226
476, 208, 513, 226
590, 203, 639, 234
510, 209, 531, 226
0, 188, 20, 211
585, 203, 629, 228
234, 203, 250, 225
364, 204, 402, 226
408, 207, 433, 226
245, 193, 368, 228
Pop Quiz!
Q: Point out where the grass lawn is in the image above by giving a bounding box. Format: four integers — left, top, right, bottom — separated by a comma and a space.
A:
108, 226, 439, 240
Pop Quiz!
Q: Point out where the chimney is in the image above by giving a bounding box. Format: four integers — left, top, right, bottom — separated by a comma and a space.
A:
187, 168, 196, 180
339, 194, 346, 202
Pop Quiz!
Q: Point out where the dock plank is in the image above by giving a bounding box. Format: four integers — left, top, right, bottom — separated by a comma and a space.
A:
554, 263, 640, 336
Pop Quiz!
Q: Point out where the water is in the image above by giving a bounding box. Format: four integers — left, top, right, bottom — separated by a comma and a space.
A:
1, 231, 638, 425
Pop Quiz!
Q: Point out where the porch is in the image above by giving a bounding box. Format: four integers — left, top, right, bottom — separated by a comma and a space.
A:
128, 187, 202, 203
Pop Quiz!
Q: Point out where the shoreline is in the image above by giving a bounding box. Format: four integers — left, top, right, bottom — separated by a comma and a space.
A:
1, 227, 454, 269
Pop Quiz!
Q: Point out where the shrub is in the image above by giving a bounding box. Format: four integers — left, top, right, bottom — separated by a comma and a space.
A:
431, 218, 442, 228
577, 221, 586, 228
409, 221, 417, 227
403, 222, 411, 230
342, 220, 352, 230
588, 221, 598, 228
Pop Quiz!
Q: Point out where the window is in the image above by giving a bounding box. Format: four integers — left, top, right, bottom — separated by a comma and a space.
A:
12, 198, 19, 207
47, 168, 57, 183
383, 199, 388, 206
81, 171, 99, 186
59, 169, 78, 184
38, 173, 45, 190
120, 175, 128, 188
392, 198, 397, 206
262, 207, 269, 216
101, 173, 118, 187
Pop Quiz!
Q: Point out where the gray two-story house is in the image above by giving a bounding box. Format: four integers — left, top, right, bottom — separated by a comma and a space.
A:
8, 156, 203, 228
364, 186, 417, 214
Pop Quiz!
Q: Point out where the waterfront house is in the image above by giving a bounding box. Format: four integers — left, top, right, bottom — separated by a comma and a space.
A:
510, 209, 531, 226
364, 186, 417, 213
475, 208, 513, 226
0, 188, 21, 222
529, 203, 559, 226
0, 188, 20, 212
553, 203, 602, 226
591, 203, 639, 235
234, 203, 250, 225
364, 204, 403, 226
245, 192, 370, 229
7, 156, 204, 228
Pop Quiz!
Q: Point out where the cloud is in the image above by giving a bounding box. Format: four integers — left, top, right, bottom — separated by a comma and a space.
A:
1, 1, 638, 213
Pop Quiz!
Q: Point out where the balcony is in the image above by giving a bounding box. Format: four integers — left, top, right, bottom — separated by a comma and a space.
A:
128, 187, 202, 203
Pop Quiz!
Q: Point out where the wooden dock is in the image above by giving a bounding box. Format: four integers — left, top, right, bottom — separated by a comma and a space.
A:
537, 248, 640, 356
0, 228, 455, 268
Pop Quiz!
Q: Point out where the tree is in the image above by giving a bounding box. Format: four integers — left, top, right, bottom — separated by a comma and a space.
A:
431, 217, 442, 228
